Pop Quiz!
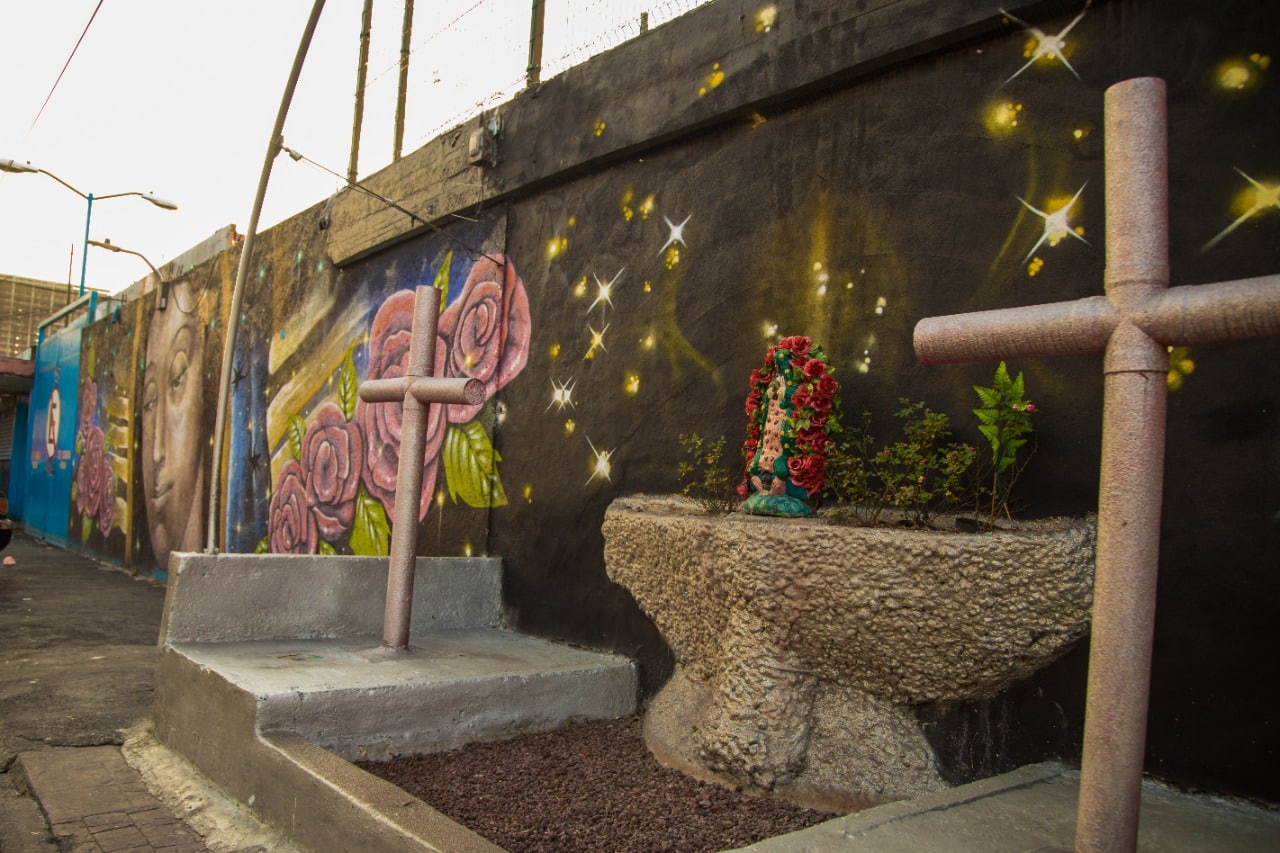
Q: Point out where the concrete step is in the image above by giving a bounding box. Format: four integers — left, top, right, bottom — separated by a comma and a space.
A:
166, 630, 637, 760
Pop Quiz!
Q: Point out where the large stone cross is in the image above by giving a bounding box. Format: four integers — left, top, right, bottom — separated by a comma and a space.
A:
914, 77, 1280, 852
358, 284, 484, 649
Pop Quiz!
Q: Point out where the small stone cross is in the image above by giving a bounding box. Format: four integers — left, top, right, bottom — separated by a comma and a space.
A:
358, 284, 484, 650
914, 77, 1280, 852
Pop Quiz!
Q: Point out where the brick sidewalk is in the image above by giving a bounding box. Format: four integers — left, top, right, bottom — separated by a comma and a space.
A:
15, 746, 208, 852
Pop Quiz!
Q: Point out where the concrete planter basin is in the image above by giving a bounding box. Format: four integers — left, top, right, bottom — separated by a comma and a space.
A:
603, 495, 1096, 811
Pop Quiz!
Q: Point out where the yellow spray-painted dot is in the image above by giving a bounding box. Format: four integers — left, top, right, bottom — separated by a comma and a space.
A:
748, 112, 767, 129
643, 280, 652, 293
462, 542, 474, 557
639, 195, 656, 220
1073, 128, 1085, 140
641, 332, 655, 350
549, 343, 561, 358
755, 5, 778, 33
593, 120, 607, 137
699, 63, 725, 97
762, 321, 778, 339
1216, 60, 1254, 91
564, 419, 576, 436
567, 216, 576, 228
547, 237, 568, 259
573, 277, 588, 298
624, 374, 641, 395
435, 490, 446, 509
1251, 53, 1271, 69
1027, 257, 1045, 277
522, 484, 534, 503
664, 246, 681, 269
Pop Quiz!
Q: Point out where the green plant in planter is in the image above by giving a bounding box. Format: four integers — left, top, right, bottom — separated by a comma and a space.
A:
973, 361, 1036, 524
676, 433, 740, 512
824, 400, 976, 527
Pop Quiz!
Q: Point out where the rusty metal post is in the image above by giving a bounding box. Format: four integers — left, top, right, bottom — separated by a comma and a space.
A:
348, 0, 374, 183
1075, 76, 1169, 853
393, 0, 413, 161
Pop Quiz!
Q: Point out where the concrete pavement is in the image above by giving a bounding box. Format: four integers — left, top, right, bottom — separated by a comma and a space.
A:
0, 531, 287, 852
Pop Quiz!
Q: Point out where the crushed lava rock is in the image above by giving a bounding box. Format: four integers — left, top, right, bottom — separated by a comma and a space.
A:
356, 715, 837, 853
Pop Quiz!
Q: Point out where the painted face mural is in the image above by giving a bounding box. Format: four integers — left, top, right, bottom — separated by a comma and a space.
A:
142, 279, 208, 570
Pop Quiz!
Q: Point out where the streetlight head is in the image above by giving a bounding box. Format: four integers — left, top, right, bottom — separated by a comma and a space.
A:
88, 238, 121, 253
0, 158, 38, 174
144, 193, 178, 211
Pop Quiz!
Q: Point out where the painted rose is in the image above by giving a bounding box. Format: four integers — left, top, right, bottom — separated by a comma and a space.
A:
96, 454, 115, 536
357, 292, 449, 522
302, 402, 365, 541
75, 426, 105, 519
269, 460, 316, 554
438, 255, 531, 424
79, 379, 98, 436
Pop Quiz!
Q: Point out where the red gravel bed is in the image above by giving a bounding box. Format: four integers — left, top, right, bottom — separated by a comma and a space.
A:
356, 715, 836, 852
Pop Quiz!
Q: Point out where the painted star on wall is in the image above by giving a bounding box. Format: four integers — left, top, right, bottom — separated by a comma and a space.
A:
658, 214, 691, 255
588, 268, 624, 315
1203, 167, 1280, 252
1001, 2, 1090, 84
1017, 184, 1089, 264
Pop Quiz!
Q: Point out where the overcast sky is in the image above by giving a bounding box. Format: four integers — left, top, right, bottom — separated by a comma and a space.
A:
1, 1, 695, 295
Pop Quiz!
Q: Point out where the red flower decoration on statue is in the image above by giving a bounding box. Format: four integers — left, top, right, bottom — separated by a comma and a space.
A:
739, 336, 841, 500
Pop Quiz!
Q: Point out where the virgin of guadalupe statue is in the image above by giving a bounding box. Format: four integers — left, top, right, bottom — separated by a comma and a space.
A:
739, 336, 840, 517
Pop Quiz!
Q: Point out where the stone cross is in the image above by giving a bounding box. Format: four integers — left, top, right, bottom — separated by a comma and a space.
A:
914, 77, 1280, 853
358, 284, 484, 649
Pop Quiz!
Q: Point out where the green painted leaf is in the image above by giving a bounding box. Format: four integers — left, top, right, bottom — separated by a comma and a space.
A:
255, 536, 270, 554
434, 250, 454, 313
81, 513, 92, 545
287, 414, 307, 460
349, 486, 391, 556
443, 421, 508, 508
337, 349, 359, 422
318, 539, 337, 556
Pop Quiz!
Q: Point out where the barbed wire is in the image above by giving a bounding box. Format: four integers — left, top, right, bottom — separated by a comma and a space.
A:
342, 1, 714, 174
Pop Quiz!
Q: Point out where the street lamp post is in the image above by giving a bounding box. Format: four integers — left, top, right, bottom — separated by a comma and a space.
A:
88, 238, 168, 308
0, 158, 177, 296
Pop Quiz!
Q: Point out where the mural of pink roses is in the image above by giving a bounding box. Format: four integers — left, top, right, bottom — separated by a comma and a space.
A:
438, 255, 531, 424
96, 454, 115, 537
269, 460, 316, 554
302, 402, 365, 541
264, 253, 531, 555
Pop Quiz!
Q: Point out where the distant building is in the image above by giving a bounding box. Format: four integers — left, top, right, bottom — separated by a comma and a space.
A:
0, 273, 76, 359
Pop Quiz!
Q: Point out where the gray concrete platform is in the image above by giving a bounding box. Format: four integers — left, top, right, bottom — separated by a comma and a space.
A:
736, 762, 1280, 852
152, 552, 637, 852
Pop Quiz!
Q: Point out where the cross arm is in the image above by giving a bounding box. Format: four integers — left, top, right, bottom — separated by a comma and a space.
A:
1132, 274, 1280, 347
914, 295, 1118, 366
359, 375, 486, 406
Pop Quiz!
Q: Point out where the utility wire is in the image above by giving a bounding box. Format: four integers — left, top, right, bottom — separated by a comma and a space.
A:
29, 0, 104, 133
279, 144, 502, 265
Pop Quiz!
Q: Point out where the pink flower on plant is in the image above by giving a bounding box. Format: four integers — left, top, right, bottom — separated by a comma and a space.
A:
356, 291, 450, 523
79, 380, 98, 435
302, 402, 365, 541
269, 460, 316, 554
437, 255, 531, 424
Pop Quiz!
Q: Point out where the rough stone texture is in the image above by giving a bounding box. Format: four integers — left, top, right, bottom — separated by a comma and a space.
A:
603, 495, 1096, 810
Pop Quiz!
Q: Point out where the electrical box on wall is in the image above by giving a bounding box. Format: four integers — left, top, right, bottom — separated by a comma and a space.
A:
467, 127, 497, 167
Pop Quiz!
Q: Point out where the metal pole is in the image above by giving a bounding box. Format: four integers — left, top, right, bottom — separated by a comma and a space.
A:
382, 285, 437, 648
1075, 76, 1169, 853
393, 0, 413, 161
349, 0, 373, 183
207, 0, 327, 554
78, 193, 93, 296
527, 0, 546, 87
